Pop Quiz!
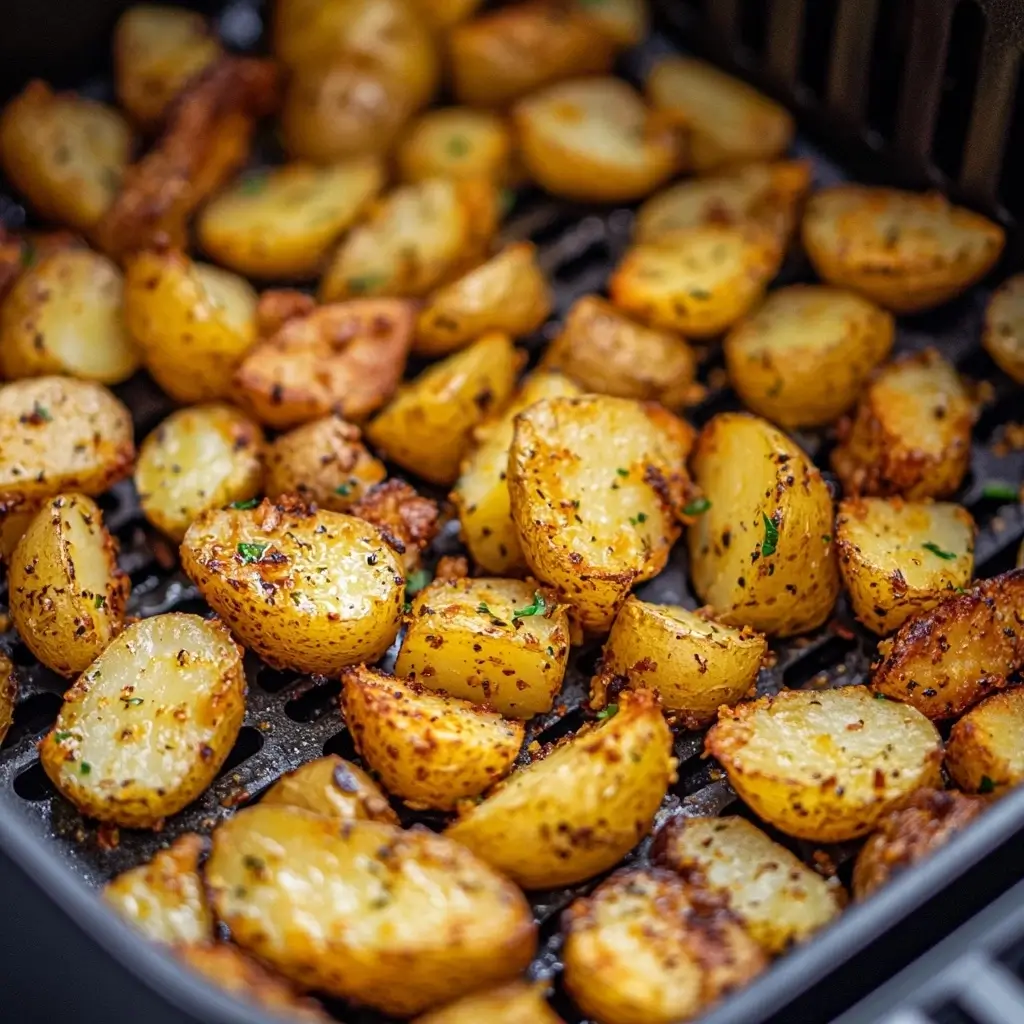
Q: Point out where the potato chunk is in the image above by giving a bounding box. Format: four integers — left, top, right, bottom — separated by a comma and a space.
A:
414, 982, 564, 1024
261, 755, 398, 825
574, 0, 648, 47
348, 479, 441, 574
0, 652, 17, 747
398, 107, 514, 184
946, 688, 1024, 796
706, 687, 943, 842
983, 272, 1024, 384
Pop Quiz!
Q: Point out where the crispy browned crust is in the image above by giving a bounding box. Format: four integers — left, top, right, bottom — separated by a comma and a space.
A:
0, 225, 20, 303
255, 288, 318, 337
0, 652, 16, 746
350, 479, 440, 572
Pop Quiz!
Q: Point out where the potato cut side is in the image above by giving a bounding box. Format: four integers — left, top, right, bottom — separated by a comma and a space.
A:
397, 106, 514, 184
946, 688, 1024, 796
984, 272, 1024, 384
0, 652, 16, 747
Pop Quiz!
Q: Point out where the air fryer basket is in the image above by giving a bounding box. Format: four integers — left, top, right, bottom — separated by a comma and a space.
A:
2, 2, 1024, 1023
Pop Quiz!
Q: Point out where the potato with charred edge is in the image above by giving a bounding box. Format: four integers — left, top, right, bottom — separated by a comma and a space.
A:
562, 867, 767, 1024
652, 816, 844, 954
235, 299, 415, 430
446, 690, 675, 888
984, 273, 1024, 384
348, 479, 440, 574
871, 570, 1024, 719
591, 597, 766, 727
414, 982, 563, 1024
39, 613, 245, 828
946, 688, 1024, 797
0, 653, 16, 747
687, 412, 839, 637
9, 495, 130, 678
396, 577, 570, 719
255, 289, 317, 338
397, 107, 514, 185
207, 806, 537, 1015
836, 498, 975, 635
104, 834, 214, 944
852, 789, 986, 900
707, 687, 943, 842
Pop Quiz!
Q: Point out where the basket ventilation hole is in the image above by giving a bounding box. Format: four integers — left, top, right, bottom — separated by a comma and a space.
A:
782, 635, 858, 689
737, 0, 768, 58
13, 761, 57, 802
284, 678, 342, 723
322, 729, 359, 761
798, 0, 839, 98
215, 725, 264, 779
999, 57, 1024, 218
865, 0, 914, 143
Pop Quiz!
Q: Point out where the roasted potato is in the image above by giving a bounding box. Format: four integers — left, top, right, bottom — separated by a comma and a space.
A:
197, 158, 384, 280
836, 498, 975, 635
707, 687, 943, 842
512, 77, 680, 203
124, 250, 258, 404
395, 577, 570, 718
446, 690, 675, 888
574, 0, 648, 47
802, 186, 1005, 313
508, 395, 694, 635
103, 834, 214, 944
871, 570, 1024, 719
983, 272, 1024, 384
687, 412, 839, 636
414, 982, 564, 1024
235, 298, 415, 430
833, 350, 973, 500
0, 81, 131, 232
206, 806, 537, 1015
397, 107, 514, 184
946, 688, 1024, 796
407, 0, 482, 30
8, 495, 129, 677
609, 225, 782, 339
652, 816, 843, 953
367, 331, 519, 486
646, 56, 793, 173
180, 499, 404, 676
348, 479, 440, 574
39, 613, 246, 828
540, 296, 696, 409
724, 285, 894, 429
562, 867, 767, 1024
0, 652, 16, 747
591, 597, 766, 727
135, 404, 265, 542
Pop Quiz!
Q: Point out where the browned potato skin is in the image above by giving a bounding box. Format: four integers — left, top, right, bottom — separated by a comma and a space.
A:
871, 570, 1024, 719
946, 689, 1024, 796
984, 273, 1024, 384
397, 107, 514, 185
414, 982, 564, 1024
261, 755, 398, 825
349, 479, 440, 573
0, 652, 16, 747
852, 789, 986, 900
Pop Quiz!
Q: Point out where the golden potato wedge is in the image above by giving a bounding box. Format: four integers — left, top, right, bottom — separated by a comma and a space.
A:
871, 570, 1024, 719
415, 243, 552, 356
397, 107, 514, 184
509, 395, 694, 635
591, 597, 766, 727
39, 613, 245, 828
0, 652, 16, 747
646, 56, 793, 173
366, 331, 519, 486
652, 815, 843, 953
407, 0, 481, 29
609, 225, 782, 339
9, 494, 129, 678
348, 479, 440, 574
197, 159, 384, 280
235, 298, 415, 430
0, 81, 131, 232
446, 690, 675, 888
114, 5, 222, 128
852, 789, 986, 899
832, 349, 973, 500
135, 404, 265, 542
983, 272, 1024, 384
512, 77, 680, 203
835, 498, 975, 635
395, 577, 570, 718
207, 806, 536, 1015
946, 688, 1024, 796
574, 0, 648, 47
180, 499, 404, 676
540, 295, 696, 409
724, 285, 894, 429
261, 754, 398, 825
562, 867, 767, 1024
103, 834, 214, 944
802, 186, 1005, 313
414, 982, 563, 1024
707, 687, 943, 842
687, 412, 839, 637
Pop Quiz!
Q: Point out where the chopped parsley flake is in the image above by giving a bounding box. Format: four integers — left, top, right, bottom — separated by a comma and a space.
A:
547, 646, 554, 656
346, 273, 386, 295
512, 591, 547, 617
237, 172, 269, 195
334, 482, 353, 497
761, 513, 778, 556
874, 692, 890, 700
402, 601, 413, 614
476, 602, 492, 616
229, 497, 260, 510
979, 775, 996, 794
629, 511, 648, 526
121, 696, 143, 707
406, 568, 433, 596
616, 468, 629, 477
683, 497, 711, 516
94, 594, 106, 609
981, 481, 1019, 502
54, 731, 73, 742
32, 401, 52, 422
596, 704, 618, 720
237, 541, 270, 564
80, 762, 92, 775
446, 135, 470, 157
922, 542, 956, 560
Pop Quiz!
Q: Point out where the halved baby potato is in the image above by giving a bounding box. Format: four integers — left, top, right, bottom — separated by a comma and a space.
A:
574, 0, 648, 48
707, 686, 943, 842
802, 186, 1005, 313
0, 653, 17, 747
946, 688, 1024, 797
983, 272, 1024, 384
39, 613, 246, 828
835, 498, 975, 635
398, 107, 514, 184
724, 285, 894, 429
414, 982, 564, 1024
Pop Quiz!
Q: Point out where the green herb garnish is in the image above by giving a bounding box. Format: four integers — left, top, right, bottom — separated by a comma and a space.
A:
628, 511, 648, 526
979, 775, 996, 794
683, 497, 711, 516
346, 273, 387, 295
335, 482, 353, 497
237, 541, 270, 564
922, 542, 956, 561
761, 513, 778, 556
874, 692, 890, 700
54, 731, 73, 742
446, 135, 470, 157
546, 646, 554, 656
981, 481, 1019, 502
402, 601, 413, 614
20, 239, 36, 268
688, 287, 711, 300
476, 602, 492, 616
406, 568, 433, 596
596, 704, 618, 720
237, 172, 269, 195
33, 401, 52, 423
121, 696, 143, 707
229, 497, 260, 510
512, 591, 547, 617
616, 468, 629, 477
80, 762, 92, 775
94, 595, 106, 609
822, 534, 832, 543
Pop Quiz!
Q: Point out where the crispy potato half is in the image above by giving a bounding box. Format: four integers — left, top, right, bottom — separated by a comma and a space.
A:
398, 107, 514, 184
574, 0, 648, 47
836, 498, 975, 635
802, 186, 1005, 313
724, 285, 894, 429
446, 690, 675, 888
562, 867, 767, 1024
103, 834, 214, 944
415, 981, 563, 1024
688, 413, 839, 637
592, 597, 766, 727
135, 404, 265, 542
707, 687, 943, 842
946, 688, 1024, 797
871, 570, 1024, 719
396, 577, 570, 718
348, 479, 440, 574
9, 495, 129, 677
509, 395, 694, 635
207, 806, 536, 1015
652, 816, 844, 953
983, 272, 1024, 384
39, 613, 245, 828
0, 652, 16, 747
